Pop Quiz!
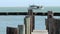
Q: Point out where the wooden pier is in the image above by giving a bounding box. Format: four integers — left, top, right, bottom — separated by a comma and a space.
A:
0, 12, 60, 16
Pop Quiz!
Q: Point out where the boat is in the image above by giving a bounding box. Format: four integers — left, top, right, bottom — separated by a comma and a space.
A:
29, 5, 44, 9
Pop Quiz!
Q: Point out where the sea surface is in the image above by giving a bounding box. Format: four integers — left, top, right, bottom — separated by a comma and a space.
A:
0, 7, 60, 34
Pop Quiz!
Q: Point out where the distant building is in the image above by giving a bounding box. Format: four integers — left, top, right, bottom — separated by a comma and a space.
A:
18, 25, 25, 34
31, 30, 48, 34
45, 11, 60, 34
6, 27, 18, 34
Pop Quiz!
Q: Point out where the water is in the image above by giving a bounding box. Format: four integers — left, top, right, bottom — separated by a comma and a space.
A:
0, 7, 60, 34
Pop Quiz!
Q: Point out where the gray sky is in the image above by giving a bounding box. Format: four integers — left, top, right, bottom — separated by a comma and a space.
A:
0, 0, 60, 7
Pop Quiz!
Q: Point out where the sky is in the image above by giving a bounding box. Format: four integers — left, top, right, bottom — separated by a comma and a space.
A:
0, 0, 60, 7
